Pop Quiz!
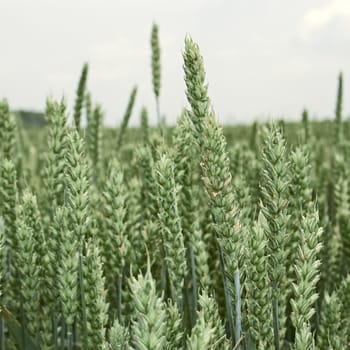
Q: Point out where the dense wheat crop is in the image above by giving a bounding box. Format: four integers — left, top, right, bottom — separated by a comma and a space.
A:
0, 26, 349, 350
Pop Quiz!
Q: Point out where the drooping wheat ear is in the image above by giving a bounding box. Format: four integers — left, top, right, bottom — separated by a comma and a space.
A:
87, 103, 103, 182
259, 123, 290, 348
334, 72, 343, 142
173, 113, 210, 287
129, 265, 167, 350
165, 300, 183, 349
83, 239, 109, 350
57, 205, 78, 348
100, 159, 129, 312
43, 98, 68, 210
15, 193, 42, 339
200, 112, 242, 343
245, 214, 273, 349
183, 37, 211, 144
109, 319, 130, 349
155, 153, 186, 303
140, 107, 150, 145
65, 130, 91, 247
0, 159, 18, 307
317, 292, 345, 350
116, 86, 137, 150
151, 23, 161, 123
0, 99, 17, 161
73, 62, 89, 130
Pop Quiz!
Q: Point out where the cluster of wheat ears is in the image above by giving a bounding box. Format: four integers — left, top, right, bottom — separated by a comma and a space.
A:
0, 23, 349, 350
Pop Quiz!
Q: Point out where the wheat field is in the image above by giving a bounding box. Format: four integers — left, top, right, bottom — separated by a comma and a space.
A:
0, 25, 349, 350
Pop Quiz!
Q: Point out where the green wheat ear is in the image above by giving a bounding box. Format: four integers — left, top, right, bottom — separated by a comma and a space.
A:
65, 130, 91, 247
165, 300, 183, 349
129, 264, 167, 350
100, 159, 129, 314
43, 98, 68, 210
334, 71, 343, 142
0, 159, 18, 308
155, 153, 186, 304
301, 109, 310, 140
0, 99, 17, 160
245, 214, 273, 349
183, 36, 210, 142
83, 239, 109, 350
73, 62, 89, 130
259, 123, 290, 348
151, 22, 161, 123
140, 107, 149, 145
116, 86, 137, 151
173, 113, 210, 294
15, 192, 42, 339
109, 318, 130, 349
86, 103, 103, 182
186, 291, 219, 349
57, 206, 78, 347
0, 224, 3, 303
338, 275, 350, 343
199, 290, 231, 349
317, 291, 345, 350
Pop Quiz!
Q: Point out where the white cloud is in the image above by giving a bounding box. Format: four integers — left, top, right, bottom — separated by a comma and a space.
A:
301, 0, 350, 37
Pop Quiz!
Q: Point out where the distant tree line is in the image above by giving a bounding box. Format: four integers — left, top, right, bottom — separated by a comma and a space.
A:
16, 110, 46, 127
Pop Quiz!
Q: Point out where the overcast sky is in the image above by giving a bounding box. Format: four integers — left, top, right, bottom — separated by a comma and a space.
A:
1, 0, 349, 126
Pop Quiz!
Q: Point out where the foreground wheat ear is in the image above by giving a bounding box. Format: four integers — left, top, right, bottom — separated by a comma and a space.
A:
289, 145, 323, 350
155, 153, 186, 305
259, 124, 290, 348
183, 36, 243, 346
245, 214, 274, 349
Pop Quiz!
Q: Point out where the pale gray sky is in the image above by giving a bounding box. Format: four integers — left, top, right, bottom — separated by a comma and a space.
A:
1, 0, 349, 126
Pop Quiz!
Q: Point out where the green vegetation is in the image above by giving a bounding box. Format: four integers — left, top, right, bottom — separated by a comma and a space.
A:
0, 26, 349, 350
